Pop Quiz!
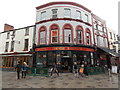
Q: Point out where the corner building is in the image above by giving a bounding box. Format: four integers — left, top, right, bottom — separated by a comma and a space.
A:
35, 2, 95, 72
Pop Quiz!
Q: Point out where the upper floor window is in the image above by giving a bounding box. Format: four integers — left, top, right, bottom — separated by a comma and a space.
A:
63, 24, 73, 43
52, 9, 58, 18
64, 8, 71, 18
24, 39, 29, 50
7, 32, 10, 39
114, 34, 116, 40
76, 11, 81, 19
76, 26, 84, 44
50, 24, 59, 43
41, 11, 46, 20
85, 14, 89, 22
25, 28, 29, 35
101, 24, 104, 32
38, 26, 46, 45
5, 42, 9, 52
86, 28, 91, 45
109, 32, 112, 39
11, 41, 14, 51
40, 31, 45, 44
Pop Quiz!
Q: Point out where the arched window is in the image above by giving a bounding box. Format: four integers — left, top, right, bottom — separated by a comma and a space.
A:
38, 26, 46, 45
86, 28, 92, 45
63, 24, 73, 43
50, 24, 59, 44
76, 25, 84, 44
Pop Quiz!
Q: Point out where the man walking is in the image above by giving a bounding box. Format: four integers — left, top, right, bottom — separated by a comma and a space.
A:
15, 61, 22, 79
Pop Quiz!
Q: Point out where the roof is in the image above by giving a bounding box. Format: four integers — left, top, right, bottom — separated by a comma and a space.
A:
36, 1, 91, 13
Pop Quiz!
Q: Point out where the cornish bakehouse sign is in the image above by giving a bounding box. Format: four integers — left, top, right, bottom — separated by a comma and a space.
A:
35, 47, 94, 52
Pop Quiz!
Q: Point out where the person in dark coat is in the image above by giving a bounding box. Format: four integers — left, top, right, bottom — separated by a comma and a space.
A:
73, 62, 78, 77
15, 61, 22, 79
83, 62, 88, 76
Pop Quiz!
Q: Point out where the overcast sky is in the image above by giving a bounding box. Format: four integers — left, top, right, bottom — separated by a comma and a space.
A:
0, 0, 119, 34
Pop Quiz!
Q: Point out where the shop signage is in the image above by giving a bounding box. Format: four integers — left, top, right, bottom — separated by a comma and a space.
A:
35, 47, 95, 52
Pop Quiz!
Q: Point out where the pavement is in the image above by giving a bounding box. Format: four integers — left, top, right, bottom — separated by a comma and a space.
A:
2, 71, 119, 88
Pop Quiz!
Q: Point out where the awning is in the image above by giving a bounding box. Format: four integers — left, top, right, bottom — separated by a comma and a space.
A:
98, 47, 118, 57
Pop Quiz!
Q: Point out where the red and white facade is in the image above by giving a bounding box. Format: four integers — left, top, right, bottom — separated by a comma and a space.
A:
35, 2, 95, 70
35, 2, 93, 46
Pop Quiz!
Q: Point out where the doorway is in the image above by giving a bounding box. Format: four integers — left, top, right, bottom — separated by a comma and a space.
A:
61, 57, 73, 72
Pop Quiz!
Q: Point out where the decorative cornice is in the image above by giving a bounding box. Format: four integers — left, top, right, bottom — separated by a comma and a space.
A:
36, 18, 92, 26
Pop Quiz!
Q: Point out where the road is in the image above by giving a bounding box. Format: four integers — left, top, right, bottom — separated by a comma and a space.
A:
2, 71, 119, 88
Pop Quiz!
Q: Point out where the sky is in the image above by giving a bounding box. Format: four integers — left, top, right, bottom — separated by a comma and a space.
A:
0, 0, 119, 34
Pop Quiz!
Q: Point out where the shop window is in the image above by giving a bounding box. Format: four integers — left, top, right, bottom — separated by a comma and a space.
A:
50, 24, 59, 43
24, 39, 29, 50
63, 24, 73, 43
41, 11, 46, 20
52, 9, 58, 18
76, 26, 84, 44
38, 26, 46, 45
5, 42, 9, 52
86, 28, 91, 45
11, 58, 14, 67
2, 58, 7, 67
7, 32, 10, 39
64, 8, 71, 18
76, 10, 81, 19
11, 41, 14, 51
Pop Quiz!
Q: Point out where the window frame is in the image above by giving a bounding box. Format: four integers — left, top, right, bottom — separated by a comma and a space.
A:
7, 32, 10, 39
76, 10, 81, 19
86, 28, 92, 45
10, 41, 14, 51
64, 8, 71, 18
85, 14, 89, 23
63, 24, 73, 44
24, 39, 29, 51
40, 11, 46, 20
5, 42, 9, 52
52, 9, 58, 18
50, 24, 59, 44
38, 26, 47, 45
76, 25, 84, 44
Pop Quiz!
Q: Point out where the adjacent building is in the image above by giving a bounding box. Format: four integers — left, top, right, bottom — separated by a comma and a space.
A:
0, 24, 35, 68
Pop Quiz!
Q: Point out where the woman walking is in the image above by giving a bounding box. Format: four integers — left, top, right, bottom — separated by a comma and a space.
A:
22, 62, 28, 78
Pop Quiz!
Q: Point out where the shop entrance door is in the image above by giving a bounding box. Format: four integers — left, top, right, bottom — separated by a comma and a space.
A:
61, 57, 72, 72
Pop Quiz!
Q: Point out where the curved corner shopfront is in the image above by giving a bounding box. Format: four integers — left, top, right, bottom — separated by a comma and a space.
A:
35, 45, 95, 72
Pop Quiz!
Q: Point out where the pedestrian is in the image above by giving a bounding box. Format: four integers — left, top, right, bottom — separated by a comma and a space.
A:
15, 61, 22, 79
22, 62, 28, 78
48, 64, 54, 77
108, 64, 112, 77
79, 64, 85, 77
54, 64, 59, 76
83, 62, 89, 77
73, 62, 78, 78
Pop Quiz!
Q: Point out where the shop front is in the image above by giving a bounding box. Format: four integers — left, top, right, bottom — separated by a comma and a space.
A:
35, 45, 95, 72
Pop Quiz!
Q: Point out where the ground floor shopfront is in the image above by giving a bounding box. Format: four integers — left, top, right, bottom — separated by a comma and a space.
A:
1, 52, 32, 69
35, 45, 95, 72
